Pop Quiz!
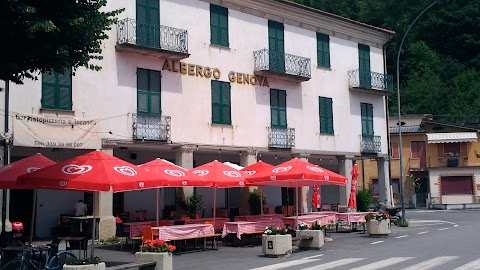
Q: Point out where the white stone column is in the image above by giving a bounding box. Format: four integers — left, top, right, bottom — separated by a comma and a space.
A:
337, 156, 353, 211
95, 148, 115, 240
175, 145, 195, 213
292, 154, 310, 214
239, 148, 257, 215
377, 157, 392, 207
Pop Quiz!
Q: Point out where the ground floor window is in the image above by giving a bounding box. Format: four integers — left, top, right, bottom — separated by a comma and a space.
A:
441, 176, 473, 195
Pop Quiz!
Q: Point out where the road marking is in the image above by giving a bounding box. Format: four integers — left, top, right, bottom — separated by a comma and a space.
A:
417, 231, 429, 234
438, 228, 449, 231
348, 257, 414, 270
303, 255, 324, 259
453, 224, 459, 227
250, 259, 321, 270
395, 235, 408, 239
453, 259, 480, 270
301, 258, 365, 270
370, 241, 383, 245
401, 256, 458, 270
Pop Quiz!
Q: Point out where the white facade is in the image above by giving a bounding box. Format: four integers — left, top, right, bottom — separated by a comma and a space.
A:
0, 0, 394, 238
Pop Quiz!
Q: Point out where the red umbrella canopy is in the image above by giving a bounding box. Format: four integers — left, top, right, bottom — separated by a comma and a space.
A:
17, 150, 149, 192
241, 161, 273, 176
246, 158, 348, 187
191, 160, 249, 188
348, 164, 360, 209
139, 158, 212, 187
312, 185, 321, 209
0, 153, 56, 189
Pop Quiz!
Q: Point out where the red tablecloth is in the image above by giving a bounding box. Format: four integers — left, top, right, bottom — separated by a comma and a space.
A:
184, 218, 229, 231
123, 221, 156, 237
152, 224, 215, 241
234, 214, 284, 222
335, 212, 372, 223
222, 220, 284, 239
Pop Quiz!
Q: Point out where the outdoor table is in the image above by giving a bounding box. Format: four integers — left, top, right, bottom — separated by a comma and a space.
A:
123, 221, 156, 237
303, 212, 338, 224
152, 224, 215, 241
234, 214, 284, 222
184, 217, 229, 231
282, 215, 331, 228
69, 216, 100, 239
222, 220, 284, 239
335, 212, 371, 224
60, 236, 87, 259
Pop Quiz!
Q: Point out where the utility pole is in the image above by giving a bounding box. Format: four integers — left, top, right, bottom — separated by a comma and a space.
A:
2, 80, 10, 235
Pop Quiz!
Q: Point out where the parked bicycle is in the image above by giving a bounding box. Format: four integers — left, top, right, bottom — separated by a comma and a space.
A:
1, 244, 77, 270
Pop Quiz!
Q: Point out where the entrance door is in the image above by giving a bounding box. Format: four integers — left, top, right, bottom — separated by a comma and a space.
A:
10, 189, 34, 240
268, 20, 285, 73
415, 177, 428, 208
358, 44, 371, 88
136, 0, 160, 48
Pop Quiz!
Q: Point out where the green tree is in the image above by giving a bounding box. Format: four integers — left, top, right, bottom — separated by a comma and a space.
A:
0, 0, 123, 84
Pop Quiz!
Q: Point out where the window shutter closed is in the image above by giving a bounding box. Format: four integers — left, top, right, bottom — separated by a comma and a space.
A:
210, 5, 219, 45
219, 7, 229, 47
436, 144, 444, 158
270, 90, 278, 127
211, 81, 221, 123
42, 72, 56, 109
57, 71, 72, 110
222, 83, 231, 124
137, 69, 149, 114
278, 90, 287, 128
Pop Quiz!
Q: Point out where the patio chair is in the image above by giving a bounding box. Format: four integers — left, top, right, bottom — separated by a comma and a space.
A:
117, 212, 129, 222
320, 204, 332, 211
142, 226, 153, 242
173, 220, 185, 225
159, 220, 171, 226
180, 216, 191, 221
115, 223, 130, 250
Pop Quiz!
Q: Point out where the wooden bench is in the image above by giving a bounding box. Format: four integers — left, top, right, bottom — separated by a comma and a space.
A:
167, 233, 221, 255
107, 261, 156, 270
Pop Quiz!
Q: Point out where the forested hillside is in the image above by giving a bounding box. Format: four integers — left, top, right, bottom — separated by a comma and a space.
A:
292, 0, 480, 126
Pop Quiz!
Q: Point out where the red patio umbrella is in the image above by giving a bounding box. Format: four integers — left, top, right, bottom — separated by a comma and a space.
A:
17, 150, 150, 257
246, 158, 347, 228
139, 158, 212, 225
241, 161, 274, 215
311, 185, 321, 210
0, 153, 56, 244
348, 163, 359, 211
191, 160, 250, 223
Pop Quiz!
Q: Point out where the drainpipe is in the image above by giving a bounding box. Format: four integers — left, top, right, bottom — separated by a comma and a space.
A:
384, 35, 394, 206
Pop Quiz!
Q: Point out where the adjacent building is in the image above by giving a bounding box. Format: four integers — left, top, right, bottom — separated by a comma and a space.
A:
0, 0, 394, 238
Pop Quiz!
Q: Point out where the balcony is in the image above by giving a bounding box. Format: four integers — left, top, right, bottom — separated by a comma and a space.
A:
116, 18, 189, 60
133, 113, 171, 141
429, 156, 471, 168
348, 70, 393, 95
268, 127, 295, 149
254, 49, 311, 82
360, 135, 381, 154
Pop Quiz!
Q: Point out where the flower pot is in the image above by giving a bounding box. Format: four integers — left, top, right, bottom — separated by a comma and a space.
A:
366, 220, 390, 237
261, 234, 292, 257
296, 230, 324, 250
63, 263, 106, 270
135, 252, 173, 270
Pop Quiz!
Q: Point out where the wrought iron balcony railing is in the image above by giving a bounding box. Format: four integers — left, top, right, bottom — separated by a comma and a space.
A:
348, 70, 393, 92
133, 113, 171, 141
268, 127, 295, 148
117, 18, 188, 54
360, 134, 381, 153
254, 49, 311, 80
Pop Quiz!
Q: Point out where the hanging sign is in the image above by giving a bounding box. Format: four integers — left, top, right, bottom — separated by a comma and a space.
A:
12, 113, 102, 149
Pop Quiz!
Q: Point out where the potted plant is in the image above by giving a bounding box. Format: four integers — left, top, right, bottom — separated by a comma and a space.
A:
262, 226, 292, 257
178, 192, 203, 219
135, 239, 176, 270
296, 221, 325, 250
365, 212, 390, 237
248, 188, 268, 215
63, 257, 105, 270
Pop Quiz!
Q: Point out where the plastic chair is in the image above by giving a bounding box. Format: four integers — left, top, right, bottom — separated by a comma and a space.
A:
180, 216, 191, 221
204, 221, 214, 225
159, 220, 171, 226
116, 223, 130, 250
142, 226, 153, 242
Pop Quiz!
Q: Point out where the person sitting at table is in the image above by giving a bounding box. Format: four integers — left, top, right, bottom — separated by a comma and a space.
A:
74, 200, 88, 217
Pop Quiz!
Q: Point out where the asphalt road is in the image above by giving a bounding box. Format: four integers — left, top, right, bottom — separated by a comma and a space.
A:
95, 209, 480, 270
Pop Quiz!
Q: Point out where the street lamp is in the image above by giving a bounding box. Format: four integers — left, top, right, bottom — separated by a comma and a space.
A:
397, 0, 440, 221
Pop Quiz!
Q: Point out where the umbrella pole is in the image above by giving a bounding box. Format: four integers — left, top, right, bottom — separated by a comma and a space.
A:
156, 188, 160, 227
213, 187, 217, 227
260, 187, 263, 216
29, 190, 37, 244
91, 198, 96, 258
295, 181, 299, 230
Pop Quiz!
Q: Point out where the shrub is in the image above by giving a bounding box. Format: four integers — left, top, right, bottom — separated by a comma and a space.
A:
310, 222, 325, 231
178, 192, 203, 218
298, 223, 309, 230
397, 219, 409, 227
356, 189, 373, 212
66, 257, 102, 265
248, 188, 267, 215
264, 226, 288, 235
99, 237, 120, 245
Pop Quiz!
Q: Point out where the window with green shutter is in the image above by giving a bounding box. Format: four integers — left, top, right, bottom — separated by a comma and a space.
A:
317, 33, 330, 68
270, 89, 287, 128
137, 68, 161, 115
319, 97, 334, 134
210, 4, 229, 47
361, 103, 374, 135
211, 81, 231, 125
41, 69, 72, 110
358, 44, 371, 87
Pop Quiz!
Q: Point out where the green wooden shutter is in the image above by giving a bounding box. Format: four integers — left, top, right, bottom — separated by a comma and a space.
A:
211, 81, 221, 124
210, 5, 228, 47
221, 83, 231, 124
268, 21, 285, 73
278, 90, 287, 128
319, 97, 333, 134
219, 6, 229, 47
270, 90, 279, 127
367, 103, 373, 134
149, 70, 161, 114
137, 69, 149, 114
358, 44, 371, 87
41, 72, 56, 109
136, 0, 159, 47
361, 103, 373, 135
57, 70, 72, 110
317, 33, 330, 68
326, 98, 333, 133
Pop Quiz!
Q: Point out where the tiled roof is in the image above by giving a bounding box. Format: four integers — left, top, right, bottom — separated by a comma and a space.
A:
389, 126, 425, 134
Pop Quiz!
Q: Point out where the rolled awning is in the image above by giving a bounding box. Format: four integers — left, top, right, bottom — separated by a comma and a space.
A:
427, 132, 478, 144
